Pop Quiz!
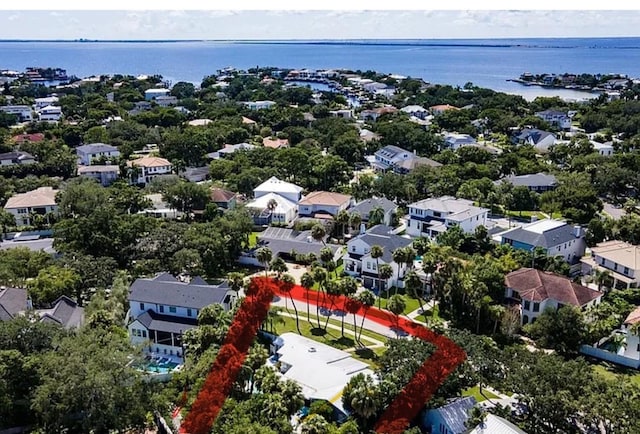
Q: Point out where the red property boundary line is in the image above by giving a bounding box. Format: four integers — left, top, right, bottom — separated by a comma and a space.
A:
181, 278, 465, 434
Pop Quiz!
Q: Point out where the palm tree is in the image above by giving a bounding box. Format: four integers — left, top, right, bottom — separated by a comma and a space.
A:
350, 382, 381, 431
336, 209, 350, 239
404, 270, 425, 316
466, 407, 487, 430
403, 246, 417, 271
311, 223, 327, 246
349, 212, 362, 234
269, 257, 288, 281
324, 280, 341, 331
356, 290, 375, 342
300, 271, 315, 322
378, 264, 394, 305
387, 294, 406, 326
368, 206, 385, 226
312, 267, 328, 329
267, 198, 278, 222
255, 247, 272, 278
300, 414, 330, 434
594, 268, 613, 292
391, 248, 407, 296
341, 277, 358, 339
488, 304, 506, 335
280, 274, 300, 334
319, 246, 334, 268
264, 306, 285, 333
610, 333, 627, 354
227, 272, 245, 306
370, 245, 384, 300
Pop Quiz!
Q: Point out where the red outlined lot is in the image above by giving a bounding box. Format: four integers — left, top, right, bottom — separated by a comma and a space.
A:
181, 278, 466, 434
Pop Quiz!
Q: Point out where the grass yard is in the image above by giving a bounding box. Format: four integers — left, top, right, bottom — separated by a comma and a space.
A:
462, 385, 499, 402
592, 364, 640, 387
376, 289, 423, 315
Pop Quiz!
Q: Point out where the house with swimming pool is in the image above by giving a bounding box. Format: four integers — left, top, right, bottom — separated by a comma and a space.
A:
127, 273, 234, 363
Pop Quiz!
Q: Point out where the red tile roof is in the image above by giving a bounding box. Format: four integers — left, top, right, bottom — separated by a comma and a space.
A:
12, 133, 45, 143
210, 187, 236, 203
624, 306, 640, 326
505, 268, 601, 306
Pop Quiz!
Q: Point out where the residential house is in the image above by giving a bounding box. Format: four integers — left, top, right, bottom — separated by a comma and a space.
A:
77, 164, 120, 186
400, 105, 429, 120
4, 186, 59, 227
329, 109, 353, 119
254, 227, 341, 262
406, 196, 489, 238
468, 414, 528, 434
210, 187, 238, 210
254, 176, 304, 204
505, 268, 602, 325
145, 88, 170, 101
363, 82, 395, 97
443, 133, 477, 151
494, 173, 557, 193
298, 191, 352, 218
128, 156, 173, 186
33, 96, 59, 110
243, 100, 276, 110
0, 287, 84, 328
262, 137, 289, 149
372, 145, 441, 175
350, 197, 398, 227
0, 151, 35, 166
581, 240, 640, 289
207, 142, 256, 160
591, 140, 614, 157
187, 119, 213, 127
0, 105, 33, 122
421, 396, 476, 434
620, 306, 640, 362
12, 133, 45, 144
76, 143, 121, 165
154, 96, 179, 107
246, 192, 298, 225
139, 193, 182, 219
512, 128, 556, 153
497, 219, 586, 264
359, 129, 380, 143
359, 106, 398, 122
535, 109, 572, 130
430, 104, 460, 115
0, 287, 28, 321
127, 273, 234, 361
344, 225, 413, 290
37, 105, 63, 123
242, 116, 257, 126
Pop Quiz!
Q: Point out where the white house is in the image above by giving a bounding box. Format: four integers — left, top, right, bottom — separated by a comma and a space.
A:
243, 100, 276, 110
620, 307, 640, 362
535, 109, 572, 130
76, 143, 120, 165
581, 240, 640, 289
207, 142, 257, 160
344, 225, 413, 290
154, 96, 179, 107
37, 105, 63, 123
298, 191, 352, 218
591, 140, 614, 157
144, 88, 170, 101
138, 193, 183, 219
406, 196, 489, 238
443, 133, 477, 151
33, 96, 59, 110
497, 219, 586, 264
0, 105, 33, 122
245, 192, 298, 225
512, 128, 556, 153
372, 145, 441, 175
468, 414, 528, 434
329, 109, 353, 119
505, 268, 602, 325
77, 164, 120, 186
127, 156, 173, 186
3, 186, 59, 227
253, 176, 303, 204
400, 105, 429, 120
127, 273, 233, 362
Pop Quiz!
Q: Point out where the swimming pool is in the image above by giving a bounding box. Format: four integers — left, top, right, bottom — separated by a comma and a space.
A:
136, 357, 181, 374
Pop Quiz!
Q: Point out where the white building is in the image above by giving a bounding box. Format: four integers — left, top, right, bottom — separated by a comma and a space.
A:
37, 105, 63, 123
298, 191, 352, 218
144, 88, 170, 101
154, 96, 179, 107
138, 193, 183, 219
243, 100, 276, 110
0, 151, 35, 166
127, 273, 233, 362
329, 109, 353, 119
581, 240, 640, 289
76, 143, 120, 165
443, 133, 477, 151
246, 192, 298, 225
406, 196, 489, 238
620, 307, 640, 362
33, 96, 59, 110
127, 156, 173, 186
535, 109, 572, 130
591, 140, 614, 157
77, 165, 120, 186
3, 186, 59, 227
253, 176, 303, 204
400, 105, 429, 120
0, 105, 33, 122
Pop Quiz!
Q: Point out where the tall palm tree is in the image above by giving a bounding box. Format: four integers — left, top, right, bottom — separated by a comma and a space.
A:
312, 267, 328, 329
404, 270, 425, 317
349, 212, 362, 234
264, 306, 285, 333
255, 247, 272, 278
391, 248, 407, 296
300, 271, 315, 322
488, 304, 506, 335
356, 290, 376, 342
267, 198, 278, 223
370, 245, 384, 300
227, 272, 245, 306
311, 223, 327, 246
336, 209, 350, 239
350, 383, 381, 431
378, 264, 394, 305
387, 294, 406, 326
368, 206, 385, 226
341, 277, 358, 338
324, 280, 341, 331
594, 268, 612, 292
280, 274, 300, 334
269, 257, 288, 281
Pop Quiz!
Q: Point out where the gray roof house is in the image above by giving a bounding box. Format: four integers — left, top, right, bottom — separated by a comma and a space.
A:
0, 286, 28, 321
350, 197, 398, 227
254, 227, 342, 261
372, 145, 441, 175
76, 143, 120, 165
422, 396, 477, 434
0, 151, 36, 166
0, 287, 84, 328
494, 173, 558, 193
128, 273, 233, 362
512, 128, 556, 152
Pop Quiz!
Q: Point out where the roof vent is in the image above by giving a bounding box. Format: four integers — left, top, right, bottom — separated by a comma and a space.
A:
308, 347, 316, 353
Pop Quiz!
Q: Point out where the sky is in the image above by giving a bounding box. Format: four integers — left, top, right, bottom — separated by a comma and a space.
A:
1, 10, 640, 40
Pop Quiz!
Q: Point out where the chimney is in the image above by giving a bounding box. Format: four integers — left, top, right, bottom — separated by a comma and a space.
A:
573, 225, 583, 238
360, 222, 366, 235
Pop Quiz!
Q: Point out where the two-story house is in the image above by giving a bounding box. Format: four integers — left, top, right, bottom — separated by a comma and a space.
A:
344, 225, 413, 290
494, 173, 557, 193
77, 165, 120, 186
37, 105, 63, 123
144, 88, 170, 101
620, 307, 640, 362
33, 96, 59, 110
372, 145, 441, 175
591, 140, 614, 157
0, 105, 33, 122
581, 240, 640, 289
400, 105, 429, 120
253, 176, 303, 204
505, 268, 602, 325
246, 177, 304, 225
243, 100, 276, 110
0, 151, 35, 166
497, 219, 586, 264
512, 128, 556, 153
76, 143, 121, 165
442, 133, 477, 151
406, 196, 489, 238
349, 197, 398, 227
127, 273, 234, 361
535, 109, 572, 130
298, 191, 352, 219
127, 156, 173, 186
3, 186, 59, 227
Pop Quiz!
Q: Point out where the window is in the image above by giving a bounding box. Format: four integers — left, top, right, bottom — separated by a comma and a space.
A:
142, 330, 147, 338
366, 262, 371, 270
169, 306, 177, 313
372, 263, 377, 271
601, 257, 606, 265
351, 246, 356, 252
433, 211, 441, 217
524, 300, 530, 310
624, 267, 630, 275
139, 302, 145, 311
187, 308, 192, 317
533, 302, 540, 312
17, 208, 27, 214
159, 305, 165, 313
614, 263, 618, 271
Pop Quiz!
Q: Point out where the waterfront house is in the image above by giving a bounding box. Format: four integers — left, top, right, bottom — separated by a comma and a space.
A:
535, 109, 572, 130
372, 145, 441, 175
207, 142, 256, 160
76, 143, 120, 165
144, 88, 170, 101
496, 219, 586, 264
406, 196, 489, 238
350, 197, 398, 227
512, 128, 556, 153
494, 173, 557, 193
298, 191, 352, 219
421, 396, 477, 434
344, 225, 412, 290
77, 164, 120, 187
0, 105, 33, 122
581, 240, 640, 289
4, 186, 59, 227
0, 151, 35, 166
128, 156, 173, 186
443, 133, 477, 151
243, 100, 277, 110
505, 268, 602, 325
127, 273, 234, 361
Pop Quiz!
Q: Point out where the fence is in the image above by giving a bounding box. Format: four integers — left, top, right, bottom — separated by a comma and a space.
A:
579, 345, 640, 369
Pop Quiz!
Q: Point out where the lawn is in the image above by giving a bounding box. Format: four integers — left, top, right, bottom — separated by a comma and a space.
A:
593, 364, 640, 387
247, 231, 261, 248
462, 385, 499, 402
376, 289, 423, 315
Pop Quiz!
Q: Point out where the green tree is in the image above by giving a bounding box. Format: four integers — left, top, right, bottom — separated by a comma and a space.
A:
28, 265, 82, 306
524, 306, 589, 355
255, 247, 273, 278
162, 181, 209, 221
356, 289, 376, 342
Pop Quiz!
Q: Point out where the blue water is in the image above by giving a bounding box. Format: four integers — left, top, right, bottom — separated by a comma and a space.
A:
2, 38, 640, 100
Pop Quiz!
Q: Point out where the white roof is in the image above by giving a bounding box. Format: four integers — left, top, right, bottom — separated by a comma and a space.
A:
591, 141, 614, 150
401, 105, 427, 112
188, 119, 213, 126
246, 193, 297, 214
469, 414, 527, 434
274, 333, 374, 411
254, 176, 303, 195
145, 88, 169, 94
522, 219, 566, 234
410, 196, 488, 221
